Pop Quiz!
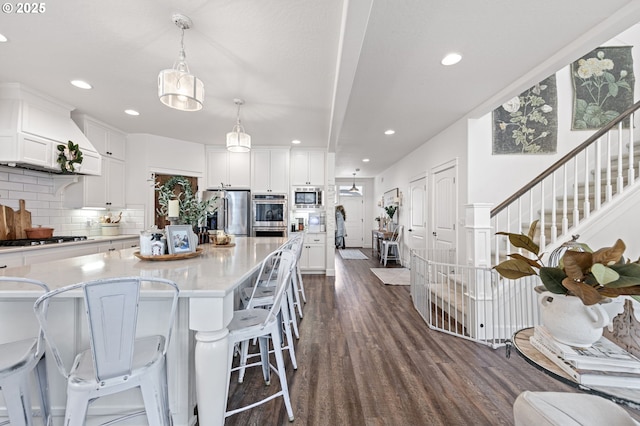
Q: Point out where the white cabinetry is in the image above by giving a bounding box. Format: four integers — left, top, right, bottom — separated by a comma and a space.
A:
291, 150, 325, 186
0, 84, 102, 175
251, 149, 289, 193
65, 115, 127, 209
98, 237, 139, 253
65, 156, 125, 209
78, 115, 126, 160
300, 233, 325, 273
206, 148, 251, 189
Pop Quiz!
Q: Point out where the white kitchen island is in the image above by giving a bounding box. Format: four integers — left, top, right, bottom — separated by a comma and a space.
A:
0, 236, 287, 426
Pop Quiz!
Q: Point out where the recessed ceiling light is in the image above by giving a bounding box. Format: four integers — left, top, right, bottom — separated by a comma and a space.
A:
0, 34, 7, 43
362, 158, 370, 162
70, 80, 92, 89
291, 139, 301, 144
384, 129, 395, 135
441, 53, 462, 66
124, 109, 140, 116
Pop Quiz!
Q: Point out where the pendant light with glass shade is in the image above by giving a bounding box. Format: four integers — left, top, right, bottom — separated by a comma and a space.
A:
158, 14, 204, 112
227, 98, 251, 152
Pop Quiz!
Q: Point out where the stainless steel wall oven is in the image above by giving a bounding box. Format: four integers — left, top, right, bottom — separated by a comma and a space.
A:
252, 194, 287, 237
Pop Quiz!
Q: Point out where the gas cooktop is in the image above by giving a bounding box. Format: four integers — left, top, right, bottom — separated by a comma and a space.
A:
0, 236, 88, 247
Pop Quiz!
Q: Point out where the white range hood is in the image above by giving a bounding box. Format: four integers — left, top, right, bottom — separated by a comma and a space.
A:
0, 83, 102, 175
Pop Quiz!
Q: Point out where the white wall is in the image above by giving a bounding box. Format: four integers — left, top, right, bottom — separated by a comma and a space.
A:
126, 133, 206, 228
468, 24, 640, 205
372, 23, 640, 265
373, 116, 469, 262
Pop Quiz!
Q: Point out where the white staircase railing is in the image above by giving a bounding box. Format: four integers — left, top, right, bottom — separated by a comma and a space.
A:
412, 102, 640, 348
491, 101, 640, 262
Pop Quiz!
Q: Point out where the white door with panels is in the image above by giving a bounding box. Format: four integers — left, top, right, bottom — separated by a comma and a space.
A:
408, 176, 427, 252
432, 161, 458, 262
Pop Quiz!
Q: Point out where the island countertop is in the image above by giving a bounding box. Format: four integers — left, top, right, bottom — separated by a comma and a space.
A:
0, 235, 288, 426
0, 236, 287, 298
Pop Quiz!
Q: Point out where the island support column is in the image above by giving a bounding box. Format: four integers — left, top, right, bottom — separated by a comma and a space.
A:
189, 293, 235, 426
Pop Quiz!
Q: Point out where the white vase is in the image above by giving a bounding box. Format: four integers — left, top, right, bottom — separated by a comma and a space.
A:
539, 291, 610, 347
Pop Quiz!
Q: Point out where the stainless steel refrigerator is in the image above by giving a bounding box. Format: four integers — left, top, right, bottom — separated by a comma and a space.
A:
202, 190, 251, 236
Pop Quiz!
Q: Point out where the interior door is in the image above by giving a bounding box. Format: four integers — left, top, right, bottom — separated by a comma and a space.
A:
408, 176, 427, 251
339, 195, 364, 248
432, 163, 457, 262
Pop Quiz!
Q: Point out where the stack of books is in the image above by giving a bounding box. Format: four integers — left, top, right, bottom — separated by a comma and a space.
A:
530, 325, 640, 388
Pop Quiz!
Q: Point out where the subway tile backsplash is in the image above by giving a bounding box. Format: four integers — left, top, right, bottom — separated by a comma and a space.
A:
0, 166, 143, 237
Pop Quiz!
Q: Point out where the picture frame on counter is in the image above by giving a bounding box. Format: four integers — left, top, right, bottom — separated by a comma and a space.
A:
166, 225, 195, 254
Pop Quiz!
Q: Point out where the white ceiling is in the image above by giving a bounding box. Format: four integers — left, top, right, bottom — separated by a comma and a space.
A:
2, 0, 640, 178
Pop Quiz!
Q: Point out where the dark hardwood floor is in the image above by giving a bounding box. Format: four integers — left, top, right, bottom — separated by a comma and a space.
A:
225, 248, 580, 425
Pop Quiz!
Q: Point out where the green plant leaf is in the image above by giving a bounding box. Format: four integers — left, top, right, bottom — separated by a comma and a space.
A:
493, 259, 537, 280
603, 263, 640, 289
539, 267, 567, 294
591, 263, 620, 285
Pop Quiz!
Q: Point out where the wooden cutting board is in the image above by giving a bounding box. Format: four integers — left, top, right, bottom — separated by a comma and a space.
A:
0, 204, 16, 240
14, 199, 32, 239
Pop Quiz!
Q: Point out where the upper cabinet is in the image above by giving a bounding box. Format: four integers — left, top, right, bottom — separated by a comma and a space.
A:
251, 148, 289, 194
64, 115, 126, 209
72, 114, 126, 160
205, 148, 251, 189
291, 150, 325, 186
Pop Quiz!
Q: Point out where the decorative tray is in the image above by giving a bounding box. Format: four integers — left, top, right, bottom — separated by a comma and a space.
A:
210, 243, 236, 248
134, 247, 204, 261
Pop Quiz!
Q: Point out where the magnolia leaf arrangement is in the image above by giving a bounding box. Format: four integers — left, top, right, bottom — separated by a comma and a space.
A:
57, 140, 83, 173
155, 176, 217, 226
493, 220, 640, 306
384, 205, 397, 219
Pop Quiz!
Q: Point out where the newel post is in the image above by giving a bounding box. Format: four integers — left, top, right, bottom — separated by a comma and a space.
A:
465, 203, 494, 340
465, 203, 493, 268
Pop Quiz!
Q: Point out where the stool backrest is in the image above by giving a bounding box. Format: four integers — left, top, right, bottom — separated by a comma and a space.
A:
34, 276, 179, 382
0, 277, 49, 358
391, 225, 403, 242
257, 250, 296, 328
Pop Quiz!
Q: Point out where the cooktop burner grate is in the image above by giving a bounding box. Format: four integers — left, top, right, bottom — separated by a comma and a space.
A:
0, 236, 88, 247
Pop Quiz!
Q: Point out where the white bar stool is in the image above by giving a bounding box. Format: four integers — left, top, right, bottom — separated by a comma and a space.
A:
0, 277, 51, 426
33, 276, 179, 426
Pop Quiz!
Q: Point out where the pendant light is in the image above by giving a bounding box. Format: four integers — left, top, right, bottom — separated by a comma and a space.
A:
349, 171, 359, 192
226, 98, 251, 152
158, 14, 204, 112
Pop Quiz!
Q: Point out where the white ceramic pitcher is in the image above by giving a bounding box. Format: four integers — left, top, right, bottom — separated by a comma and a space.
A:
539, 291, 610, 347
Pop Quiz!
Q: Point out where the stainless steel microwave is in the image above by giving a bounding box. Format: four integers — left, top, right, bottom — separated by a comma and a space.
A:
293, 187, 323, 209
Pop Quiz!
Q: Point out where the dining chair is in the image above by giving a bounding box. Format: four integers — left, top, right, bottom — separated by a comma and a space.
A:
33, 276, 179, 426
225, 249, 296, 421
381, 225, 403, 266
0, 277, 51, 426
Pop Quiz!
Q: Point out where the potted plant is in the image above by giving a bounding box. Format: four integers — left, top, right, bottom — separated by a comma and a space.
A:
384, 205, 397, 230
494, 221, 640, 346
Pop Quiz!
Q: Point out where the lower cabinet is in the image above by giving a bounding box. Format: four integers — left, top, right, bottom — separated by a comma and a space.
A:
300, 233, 325, 273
